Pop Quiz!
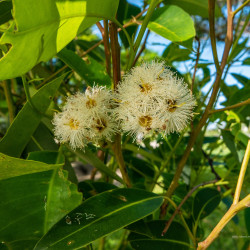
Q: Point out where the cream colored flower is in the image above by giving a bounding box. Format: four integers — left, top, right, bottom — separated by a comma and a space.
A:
115, 61, 196, 141
52, 86, 116, 149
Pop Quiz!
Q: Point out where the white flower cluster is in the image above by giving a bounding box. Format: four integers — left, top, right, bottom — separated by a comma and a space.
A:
53, 86, 116, 149
53, 62, 196, 149
115, 61, 196, 141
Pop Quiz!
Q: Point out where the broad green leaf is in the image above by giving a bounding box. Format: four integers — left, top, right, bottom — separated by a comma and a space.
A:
128, 220, 190, 250
35, 189, 163, 249
58, 48, 111, 86
245, 207, 250, 235
27, 150, 78, 185
0, 74, 65, 157
27, 151, 64, 164
0, 0, 12, 25
0, 152, 60, 180
162, 43, 191, 64
0, 154, 82, 247
192, 188, 221, 220
243, 57, 250, 65
0, 0, 119, 80
147, 5, 195, 42
71, 147, 124, 184
231, 73, 249, 86
221, 130, 240, 163
78, 180, 117, 199
164, 0, 221, 18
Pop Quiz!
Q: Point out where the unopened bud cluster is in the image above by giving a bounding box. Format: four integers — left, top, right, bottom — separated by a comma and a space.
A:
53, 62, 196, 149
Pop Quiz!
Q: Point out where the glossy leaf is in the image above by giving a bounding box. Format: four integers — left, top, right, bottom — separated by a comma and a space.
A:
27, 150, 78, 185
0, 152, 60, 180
58, 48, 111, 86
148, 5, 195, 42
78, 180, 117, 199
0, 0, 119, 80
35, 189, 164, 249
0, 74, 65, 157
164, 0, 221, 18
0, 154, 82, 247
193, 188, 221, 220
245, 207, 250, 235
221, 130, 239, 163
128, 220, 190, 250
0, 0, 12, 25
231, 73, 249, 86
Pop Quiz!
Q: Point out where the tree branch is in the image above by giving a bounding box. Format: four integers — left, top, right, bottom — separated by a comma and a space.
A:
110, 22, 131, 187
160, 0, 234, 218
209, 98, 250, 114
198, 140, 250, 249
233, 140, 250, 204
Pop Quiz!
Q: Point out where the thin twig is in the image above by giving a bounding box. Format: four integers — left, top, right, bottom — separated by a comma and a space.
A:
191, 36, 200, 93
233, 0, 250, 16
162, 180, 218, 236
103, 21, 111, 77
132, 30, 150, 67
209, 98, 250, 114
160, 0, 234, 218
202, 150, 221, 180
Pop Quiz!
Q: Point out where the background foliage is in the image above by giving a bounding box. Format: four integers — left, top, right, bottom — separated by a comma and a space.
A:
0, 0, 249, 249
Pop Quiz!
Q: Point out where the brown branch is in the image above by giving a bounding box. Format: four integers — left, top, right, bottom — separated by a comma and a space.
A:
110, 22, 131, 187
209, 98, 250, 114
162, 180, 218, 236
160, 0, 234, 218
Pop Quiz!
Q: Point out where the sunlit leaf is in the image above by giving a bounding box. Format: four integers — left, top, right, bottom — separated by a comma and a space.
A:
148, 5, 195, 42
0, 0, 119, 80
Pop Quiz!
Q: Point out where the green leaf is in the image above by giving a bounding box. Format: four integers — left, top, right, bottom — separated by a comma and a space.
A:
0, 0, 12, 25
162, 43, 191, 64
71, 147, 124, 184
78, 180, 117, 199
163, 0, 221, 18
0, 0, 119, 80
242, 57, 250, 65
147, 5, 195, 42
27, 150, 78, 185
58, 48, 111, 86
27, 151, 64, 164
221, 130, 240, 163
34, 189, 163, 249
245, 207, 250, 235
0, 154, 82, 247
0, 74, 65, 157
128, 220, 190, 250
192, 188, 221, 220
231, 73, 250, 86
0, 152, 60, 180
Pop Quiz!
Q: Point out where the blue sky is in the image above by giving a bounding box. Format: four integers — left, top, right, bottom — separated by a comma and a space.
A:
126, 0, 250, 109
